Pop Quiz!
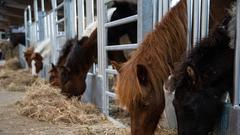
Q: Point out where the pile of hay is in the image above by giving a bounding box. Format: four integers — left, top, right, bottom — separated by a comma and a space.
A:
4, 57, 21, 70
0, 40, 19, 60
0, 68, 35, 92
16, 80, 129, 134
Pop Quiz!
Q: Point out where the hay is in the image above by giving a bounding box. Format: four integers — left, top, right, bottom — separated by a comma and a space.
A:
16, 79, 130, 134
17, 80, 104, 124
4, 57, 21, 70
0, 68, 35, 92
0, 40, 19, 60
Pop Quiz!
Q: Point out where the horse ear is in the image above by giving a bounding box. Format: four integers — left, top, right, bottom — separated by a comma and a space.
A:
111, 61, 122, 72
137, 64, 149, 86
186, 66, 196, 84
51, 63, 56, 69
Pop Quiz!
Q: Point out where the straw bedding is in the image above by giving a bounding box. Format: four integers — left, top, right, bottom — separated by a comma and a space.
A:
0, 59, 176, 134
0, 59, 35, 91
16, 79, 129, 134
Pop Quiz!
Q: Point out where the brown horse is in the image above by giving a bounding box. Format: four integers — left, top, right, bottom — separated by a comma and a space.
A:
49, 37, 75, 86
59, 32, 95, 97
24, 46, 34, 68
112, 0, 187, 134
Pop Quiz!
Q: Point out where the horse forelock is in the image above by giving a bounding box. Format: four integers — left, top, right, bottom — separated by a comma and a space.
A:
115, 0, 187, 110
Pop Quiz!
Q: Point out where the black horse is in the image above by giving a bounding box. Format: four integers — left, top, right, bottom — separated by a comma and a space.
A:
171, 18, 234, 135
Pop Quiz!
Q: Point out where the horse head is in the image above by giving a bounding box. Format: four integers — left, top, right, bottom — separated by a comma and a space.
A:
31, 53, 43, 76
113, 61, 165, 135
49, 63, 61, 86
59, 65, 86, 98
172, 24, 234, 135
24, 47, 34, 68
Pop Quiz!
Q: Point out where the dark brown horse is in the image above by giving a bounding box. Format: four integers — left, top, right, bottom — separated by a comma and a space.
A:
9, 32, 26, 47
170, 18, 233, 135
54, 1, 137, 96
49, 37, 75, 86
113, 0, 188, 134
59, 33, 94, 97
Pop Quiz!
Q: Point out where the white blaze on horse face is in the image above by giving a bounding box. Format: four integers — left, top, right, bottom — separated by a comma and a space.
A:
31, 60, 37, 76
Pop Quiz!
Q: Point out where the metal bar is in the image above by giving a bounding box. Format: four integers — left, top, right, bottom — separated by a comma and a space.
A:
192, 0, 202, 46
56, 2, 64, 10
158, 0, 163, 21
97, 0, 108, 114
163, 0, 170, 15
28, 6, 32, 24
201, 0, 210, 38
153, 0, 158, 26
86, 0, 94, 25
105, 15, 138, 28
138, 0, 154, 43
234, 0, 240, 106
56, 34, 66, 38
56, 17, 65, 24
106, 91, 116, 98
41, 0, 45, 12
105, 44, 138, 51
77, 0, 85, 39
106, 69, 118, 75
34, 0, 39, 22
186, 0, 193, 52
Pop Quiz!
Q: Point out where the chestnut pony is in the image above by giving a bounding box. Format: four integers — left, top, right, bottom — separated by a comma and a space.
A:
113, 0, 187, 134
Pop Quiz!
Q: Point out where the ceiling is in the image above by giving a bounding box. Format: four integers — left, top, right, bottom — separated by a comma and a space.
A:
0, 0, 52, 31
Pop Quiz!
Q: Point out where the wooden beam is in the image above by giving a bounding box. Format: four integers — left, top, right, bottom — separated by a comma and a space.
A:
4, 2, 26, 9
0, 11, 23, 18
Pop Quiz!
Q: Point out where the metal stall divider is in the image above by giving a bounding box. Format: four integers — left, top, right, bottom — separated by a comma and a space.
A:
22, 6, 32, 68
97, 0, 153, 124
51, 0, 66, 64
228, 0, 240, 135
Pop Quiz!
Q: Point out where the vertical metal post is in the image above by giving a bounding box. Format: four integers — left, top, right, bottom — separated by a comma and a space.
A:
86, 0, 94, 25
24, 8, 28, 47
97, 0, 107, 114
77, 0, 85, 39
153, 0, 159, 26
65, 0, 77, 39
201, 0, 210, 38
192, 0, 201, 46
158, 0, 163, 21
137, 0, 154, 43
34, 0, 39, 22
162, 0, 170, 16
187, 0, 193, 52
51, 0, 58, 64
234, 0, 240, 107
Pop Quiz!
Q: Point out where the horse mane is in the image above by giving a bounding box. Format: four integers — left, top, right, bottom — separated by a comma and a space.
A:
115, 0, 187, 109
174, 22, 232, 87
57, 37, 76, 66
64, 29, 97, 74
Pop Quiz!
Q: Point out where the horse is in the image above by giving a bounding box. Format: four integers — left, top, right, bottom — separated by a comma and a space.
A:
112, 0, 188, 134
9, 32, 26, 47
23, 39, 51, 77
49, 37, 75, 86
56, 1, 137, 97
169, 18, 234, 135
